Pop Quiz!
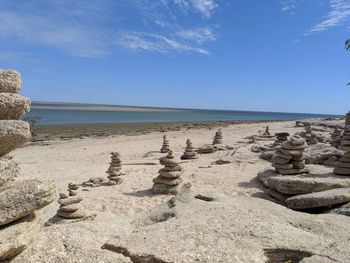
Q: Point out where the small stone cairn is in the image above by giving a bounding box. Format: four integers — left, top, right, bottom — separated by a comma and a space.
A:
273, 132, 289, 146
57, 182, 87, 219
181, 139, 198, 160
152, 150, 183, 194
212, 129, 223, 145
346, 111, 350, 126
160, 135, 170, 153
271, 135, 308, 175
0, 70, 55, 260
106, 152, 124, 184
334, 126, 350, 175
262, 126, 271, 136
330, 126, 342, 148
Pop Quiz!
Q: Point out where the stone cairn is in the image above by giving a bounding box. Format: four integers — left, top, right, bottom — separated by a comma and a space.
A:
212, 129, 223, 145
346, 111, 350, 126
181, 139, 198, 160
160, 135, 170, 153
304, 124, 318, 145
152, 150, 183, 194
0, 70, 55, 260
106, 152, 124, 184
57, 182, 86, 219
330, 126, 342, 148
262, 126, 271, 136
271, 135, 308, 175
334, 126, 350, 175
274, 132, 289, 145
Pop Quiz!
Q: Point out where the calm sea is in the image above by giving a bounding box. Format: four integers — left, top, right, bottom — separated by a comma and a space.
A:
24, 104, 341, 125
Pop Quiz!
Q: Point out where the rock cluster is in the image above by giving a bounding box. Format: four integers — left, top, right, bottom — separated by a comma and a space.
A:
212, 129, 223, 145
160, 135, 170, 153
334, 126, 350, 175
271, 135, 308, 175
57, 182, 86, 219
181, 139, 198, 160
106, 152, 124, 184
0, 69, 56, 260
152, 150, 184, 194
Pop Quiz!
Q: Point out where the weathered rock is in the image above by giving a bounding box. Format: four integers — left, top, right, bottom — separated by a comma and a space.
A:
0, 180, 56, 225
103, 188, 350, 263
57, 209, 86, 219
0, 70, 22, 94
196, 144, 217, 154
57, 195, 83, 206
278, 168, 308, 175
0, 158, 19, 186
286, 188, 350, 209
304, 144, 343, 165
0, 120, 31, 157
325, 202, 350, 216
58, 203, 82, 212
0, 213, 40, 261
0, 93, 31, 120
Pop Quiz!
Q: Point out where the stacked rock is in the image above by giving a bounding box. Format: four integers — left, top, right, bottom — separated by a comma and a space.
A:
346, 111, 350, 126
330, 126, 342, 148
0, 69, 55, 261
152, 150, 183, 194
334, 126, 350, 175
262, 126, 271, 136
271, 135, 308, 175
57, 182, 86, 219
106, 152, 124, 184
160, 135, 170, 153
181, 139, 198, 160
271, 132, 289, 148
212, 129, 223, 145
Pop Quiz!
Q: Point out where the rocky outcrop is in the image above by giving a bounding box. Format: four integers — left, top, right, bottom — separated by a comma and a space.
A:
304, 143, 343, 166
103, 188, 350, 262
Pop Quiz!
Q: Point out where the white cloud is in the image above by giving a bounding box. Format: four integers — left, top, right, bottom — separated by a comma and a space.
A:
177, 27, 216, 44
281, 0, 299, 11
190, 0, 217, 17
307, 0, 350, 33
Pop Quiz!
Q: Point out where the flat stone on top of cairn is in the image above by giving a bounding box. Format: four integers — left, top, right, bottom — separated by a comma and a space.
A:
271, 135, 308, 175
334, 126, 350, 175
181, 139, 198, 160
106, 152, 124, 185
160, 134, 170, 153
57, 182, 86, 219
212, 129, 223, 145
152, 150, 183, 194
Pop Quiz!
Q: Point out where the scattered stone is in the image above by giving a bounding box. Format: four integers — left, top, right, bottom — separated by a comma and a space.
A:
0, 120, 31, 157
152, 150, 184, 194
106, 152, 124, 184
181, 139, 198, 160
56, 183, 87, 219
0, 93, 30, 120
212, 129, 223, 145
160, 135, 170, 153
286, 187, 350, 209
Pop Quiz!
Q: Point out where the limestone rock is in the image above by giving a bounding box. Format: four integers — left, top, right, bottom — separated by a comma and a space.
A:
0, 213, 41, 261
286, 188, 350, 209
0, 120, 31, 157
304, 143, 342, 165
0, 179, 56, 226
0, 158, 19, 186
0, 70, 22, 94
0, 93, 31, 120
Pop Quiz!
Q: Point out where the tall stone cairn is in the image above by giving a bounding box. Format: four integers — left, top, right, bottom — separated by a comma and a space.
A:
181, 139, 198, 160
271, 135, 308, 175
346, 111, 350, 126
263, 126, 271, 136
334, 126, 350, 175
212, 129, 223, 145
160, 135, 170, 153
0, 69, 56, 260
152, 150, 183, 194
57, 182, 86, 219
106, 152, 124, 184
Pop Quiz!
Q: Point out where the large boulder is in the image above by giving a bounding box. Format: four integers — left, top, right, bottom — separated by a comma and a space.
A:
0, 70, 22, 94
0, 158, 19, 186
0, 93, 31, 120
0, 179, 56, 226
0, 213, 41, 261
286, 188, 350, 210
0, 120, 31, 157
304, 144, 343, 165
103, 188, 350, 262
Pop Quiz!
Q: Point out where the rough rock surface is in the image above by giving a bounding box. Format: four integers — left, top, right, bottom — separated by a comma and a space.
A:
304, 144, 343, 165
0, 93, 30, 120
0, 179, 56, 225
0, 213, 40, 261
0, 70, 22, 94
0, 158, 19, 186
0, 120, 31, 157
103, 188, 350, 263
286, 187, 350, 209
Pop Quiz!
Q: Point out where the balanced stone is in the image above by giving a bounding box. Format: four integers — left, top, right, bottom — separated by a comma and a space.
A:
0, 93, 30, 120
274, 132, 289, 146
57, 183, 86, 219
152, 150, 184, 194
160, 135, 170, 153
0, 70, 22, 94
181, 139, 198, 160
212, 129, 223, 145
106, 152, 124, 184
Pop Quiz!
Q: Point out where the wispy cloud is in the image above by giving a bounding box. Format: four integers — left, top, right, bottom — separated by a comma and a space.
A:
281, 0, 299, 12
307, 0, 350, 33
0, 0, 219, 57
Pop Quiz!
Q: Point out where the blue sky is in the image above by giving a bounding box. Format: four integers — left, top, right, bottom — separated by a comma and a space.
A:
0, 0, 349, 114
